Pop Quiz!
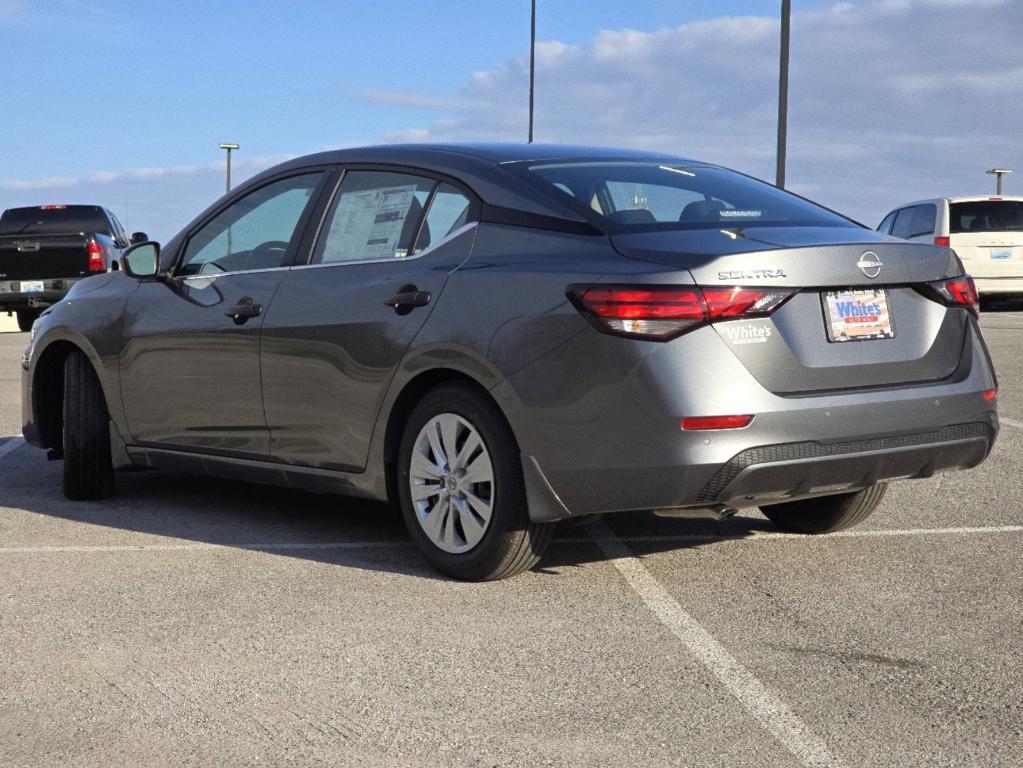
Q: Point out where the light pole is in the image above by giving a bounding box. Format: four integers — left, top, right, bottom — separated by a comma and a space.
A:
219, 143, 239, 194
986, 168, 1013, 195
528, 0, 536, 143
776, 0, 791, 188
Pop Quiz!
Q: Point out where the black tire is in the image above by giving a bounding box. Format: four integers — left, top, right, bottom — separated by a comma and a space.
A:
760, 483, 887, 534
397, 382, 555, 581
62, 350, 115, 500
16, 309, 39, 332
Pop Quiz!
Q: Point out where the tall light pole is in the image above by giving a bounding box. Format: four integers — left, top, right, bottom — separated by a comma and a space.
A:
528, 0, 536, 143
776, 0, 791, 188
219, 143, 239, 194
986, 168, 1013, 195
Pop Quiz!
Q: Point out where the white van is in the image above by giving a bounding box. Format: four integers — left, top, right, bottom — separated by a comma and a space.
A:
878, 196, 1023, 295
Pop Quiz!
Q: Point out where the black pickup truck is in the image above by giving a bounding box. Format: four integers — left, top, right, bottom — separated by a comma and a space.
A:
0, 205, 147, 331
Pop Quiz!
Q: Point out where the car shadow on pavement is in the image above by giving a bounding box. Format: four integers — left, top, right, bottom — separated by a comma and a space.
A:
3, 451, 765, 581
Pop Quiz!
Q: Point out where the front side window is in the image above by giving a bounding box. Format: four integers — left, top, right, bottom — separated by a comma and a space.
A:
311, 171, 434, 264
179, 173, 324, 276
950, 200, 1023, 233
511, 161, 855, 232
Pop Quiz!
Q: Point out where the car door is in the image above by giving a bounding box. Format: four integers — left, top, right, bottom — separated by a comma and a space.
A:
260, 169, 479, 471
119, 170, 330, 457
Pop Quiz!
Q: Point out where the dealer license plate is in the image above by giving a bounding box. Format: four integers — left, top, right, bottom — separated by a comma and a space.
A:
823, 289, 895, 343
20, 280, 44, 293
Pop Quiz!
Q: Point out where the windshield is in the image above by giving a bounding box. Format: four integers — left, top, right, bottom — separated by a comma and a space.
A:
949, 201, 1023, 233
513, 161, 856, 232
0, 206, 111, 236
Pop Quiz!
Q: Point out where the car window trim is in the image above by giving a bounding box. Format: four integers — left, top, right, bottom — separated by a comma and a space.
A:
171, 167, 336, 278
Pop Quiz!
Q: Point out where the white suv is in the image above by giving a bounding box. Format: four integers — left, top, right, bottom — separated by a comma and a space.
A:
878, 196, 1023, 296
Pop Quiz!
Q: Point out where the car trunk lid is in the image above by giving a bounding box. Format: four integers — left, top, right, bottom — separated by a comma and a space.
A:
611, 226, 969, 394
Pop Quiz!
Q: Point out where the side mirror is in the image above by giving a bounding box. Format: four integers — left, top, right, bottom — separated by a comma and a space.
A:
130, 231, 149, 245
122, 241, 161, 279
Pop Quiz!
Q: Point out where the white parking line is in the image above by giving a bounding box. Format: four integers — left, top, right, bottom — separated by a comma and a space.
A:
586, 519, 845, 768
0, 525, 1020, 555
0, 436, 24, 460
1001, 416, 1023, 429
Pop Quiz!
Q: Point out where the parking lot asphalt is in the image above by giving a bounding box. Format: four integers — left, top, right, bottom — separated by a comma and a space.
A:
1, 310, 1021, 767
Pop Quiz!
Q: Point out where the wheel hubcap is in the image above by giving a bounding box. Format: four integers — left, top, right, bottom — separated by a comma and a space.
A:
409, 413, 494, 554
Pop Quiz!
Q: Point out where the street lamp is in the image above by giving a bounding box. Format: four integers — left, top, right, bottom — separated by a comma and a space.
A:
986, 168, 1013, 195
776, 0, 791, 188
528, 0, 536, 144
219, 143, 239, 193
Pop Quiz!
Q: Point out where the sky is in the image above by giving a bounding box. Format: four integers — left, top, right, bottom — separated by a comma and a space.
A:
1, 0, 1020, 242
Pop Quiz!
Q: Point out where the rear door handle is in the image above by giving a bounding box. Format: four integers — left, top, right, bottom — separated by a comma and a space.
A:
225, 298, 262, 324
384, 285, 431, 315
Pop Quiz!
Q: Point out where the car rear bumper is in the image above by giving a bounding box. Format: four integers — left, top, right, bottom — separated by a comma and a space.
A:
973, 276, 1023, 295
496, 320, 999, 521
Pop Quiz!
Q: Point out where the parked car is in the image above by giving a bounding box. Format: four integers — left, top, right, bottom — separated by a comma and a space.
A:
0, 204, 146, 331
877, 196, 1023, 297
22, 144, 999, 580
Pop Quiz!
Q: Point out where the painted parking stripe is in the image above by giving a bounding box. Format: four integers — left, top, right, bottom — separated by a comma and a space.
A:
586, 518, 845, 768
0, 436, 24, 461
0, 525, 1021, 555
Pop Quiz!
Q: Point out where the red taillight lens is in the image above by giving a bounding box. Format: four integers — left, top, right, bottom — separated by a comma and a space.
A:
926, 275, 979, 316
682, 415, 754, 430
569, 285, 794, 340
86, 239, 105, 272
983, 389, 997, 402
934, 236, 951, 247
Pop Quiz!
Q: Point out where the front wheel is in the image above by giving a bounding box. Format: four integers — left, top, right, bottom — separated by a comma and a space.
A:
62, 350, 115, 500
760, 483, 887, 534
397, 383, 554, 581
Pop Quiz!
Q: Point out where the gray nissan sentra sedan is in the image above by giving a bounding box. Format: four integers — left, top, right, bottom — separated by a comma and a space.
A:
22, 144, 999, 580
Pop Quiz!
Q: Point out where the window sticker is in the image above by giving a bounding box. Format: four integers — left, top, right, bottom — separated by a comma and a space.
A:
321, 184, 416, 262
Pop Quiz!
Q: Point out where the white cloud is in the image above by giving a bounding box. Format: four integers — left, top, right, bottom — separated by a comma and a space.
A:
375, 0, 1023, 224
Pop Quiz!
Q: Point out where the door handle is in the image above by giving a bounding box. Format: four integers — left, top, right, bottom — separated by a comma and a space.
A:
384, 285, 431, 315
225, 298, 263, 325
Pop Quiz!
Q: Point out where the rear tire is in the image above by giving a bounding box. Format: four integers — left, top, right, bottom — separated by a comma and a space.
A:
760, 483, 887, 534
16, 309, 39, 332
397, 383, 554, 581
62, 350, 115, 500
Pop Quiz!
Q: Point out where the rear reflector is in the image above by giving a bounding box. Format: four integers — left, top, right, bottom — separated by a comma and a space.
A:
934, 236, 950, 247
86, 238, 105, 272
569, 285, 794, 340
984, 389, 998, 402
682, 415, 754, 431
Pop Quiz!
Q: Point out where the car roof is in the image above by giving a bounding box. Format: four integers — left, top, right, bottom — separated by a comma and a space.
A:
885, 195, 1023, 211
255, 142, 695, 222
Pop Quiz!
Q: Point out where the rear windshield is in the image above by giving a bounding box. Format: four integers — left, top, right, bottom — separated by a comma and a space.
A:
949, 201, 1023, 234
512, 161, 855, 232
0, 206, 111, 236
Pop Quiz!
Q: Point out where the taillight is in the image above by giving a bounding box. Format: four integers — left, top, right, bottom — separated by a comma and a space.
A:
568, 285, 794, 340
86, 239, 105, 272
934, 236, 950, 247
923, 275, 979, 316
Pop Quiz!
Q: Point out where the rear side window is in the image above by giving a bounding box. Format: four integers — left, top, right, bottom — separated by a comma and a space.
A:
950, 201, 1023, 233
413, 184, 473, 254
906, 204, 936, 238
891, 207, 919, 239
0, 205, 111, 236
311, 171, 435, 264
877, 211, 897, 234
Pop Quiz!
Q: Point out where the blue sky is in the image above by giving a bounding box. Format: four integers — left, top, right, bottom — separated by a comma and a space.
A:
1, 0, 1020, 240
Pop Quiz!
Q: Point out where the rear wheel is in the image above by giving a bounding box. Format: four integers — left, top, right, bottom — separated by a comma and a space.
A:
397, 383, 554, 581
16, 309, 39, 332
62, 350, 115, 500
760, 483, 887, 534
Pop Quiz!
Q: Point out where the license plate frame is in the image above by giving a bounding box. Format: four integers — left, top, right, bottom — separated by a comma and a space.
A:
20, 280, 45, 293
822, 288, 895, 343
990, 249, 1013, 260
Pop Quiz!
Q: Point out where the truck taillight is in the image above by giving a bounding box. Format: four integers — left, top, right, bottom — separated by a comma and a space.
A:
86, 239, 105, 272
568, 285, 794, 340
